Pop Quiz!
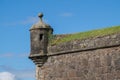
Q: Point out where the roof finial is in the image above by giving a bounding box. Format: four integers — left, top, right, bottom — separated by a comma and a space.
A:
38, 13, 43, 22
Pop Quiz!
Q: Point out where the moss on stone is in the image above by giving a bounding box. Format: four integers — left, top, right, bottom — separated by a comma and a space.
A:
50, 26, 120, 45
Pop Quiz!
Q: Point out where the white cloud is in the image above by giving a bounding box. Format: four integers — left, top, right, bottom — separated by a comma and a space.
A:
0, 72, 15, 80
60, 12, 73, 17
0, 53, 28, 58
0, 53, 13, 57
1, 16, 38, 26
15, 70, 35, 78
0, 65, 35, 79
20, 16, 38, 25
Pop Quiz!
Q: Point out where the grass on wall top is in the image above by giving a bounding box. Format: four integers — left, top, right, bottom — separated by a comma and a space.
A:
50, 26, 120, 45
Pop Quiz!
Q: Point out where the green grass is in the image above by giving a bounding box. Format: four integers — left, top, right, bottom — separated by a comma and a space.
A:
50, 26, 120, 45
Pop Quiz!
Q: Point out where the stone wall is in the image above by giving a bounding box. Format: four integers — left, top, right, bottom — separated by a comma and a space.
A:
48, 33, 120, 55
36, 33, 120, 80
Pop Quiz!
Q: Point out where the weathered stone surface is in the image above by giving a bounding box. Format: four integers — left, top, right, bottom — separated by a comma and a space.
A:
37, 46, 120, 80
35, 33, 120, 80
48, 33, 120, 55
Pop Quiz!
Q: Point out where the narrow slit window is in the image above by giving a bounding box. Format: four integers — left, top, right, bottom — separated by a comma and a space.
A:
39, 34, 43, 41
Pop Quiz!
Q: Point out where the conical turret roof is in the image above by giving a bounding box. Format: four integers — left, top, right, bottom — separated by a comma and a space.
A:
30, 13, 52, 30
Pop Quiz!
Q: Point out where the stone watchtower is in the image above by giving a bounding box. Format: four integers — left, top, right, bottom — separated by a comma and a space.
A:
29, 13, 53, 67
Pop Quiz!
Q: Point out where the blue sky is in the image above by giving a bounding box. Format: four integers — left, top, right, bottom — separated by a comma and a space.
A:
0, 0, 120, 80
